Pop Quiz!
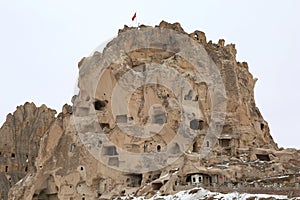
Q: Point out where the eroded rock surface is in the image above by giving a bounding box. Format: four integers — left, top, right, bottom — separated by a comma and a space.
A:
0, 21, 299, 200
0, 103, 56, 199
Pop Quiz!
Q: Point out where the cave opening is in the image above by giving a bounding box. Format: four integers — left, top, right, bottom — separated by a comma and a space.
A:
157, 145, 161, 152
100, 123, 110, 129
152, 182, 163, 190
125, 173, 143, 187
93, 100, 108, 111
219, 139, 231, 147
260, 123, 265, 131
256, 154, 270, 161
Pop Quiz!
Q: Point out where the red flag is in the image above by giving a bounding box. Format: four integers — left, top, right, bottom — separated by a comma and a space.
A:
132, 12, 136, 21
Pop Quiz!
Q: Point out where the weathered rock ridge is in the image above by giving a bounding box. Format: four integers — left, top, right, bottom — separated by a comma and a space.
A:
0, 103, 57, 198
0, 21, 299, 200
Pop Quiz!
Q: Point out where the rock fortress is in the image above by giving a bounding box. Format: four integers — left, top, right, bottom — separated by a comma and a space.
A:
0, 21, 299, 199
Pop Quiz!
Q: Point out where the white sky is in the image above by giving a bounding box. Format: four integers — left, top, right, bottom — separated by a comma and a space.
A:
0, 0, 299, 148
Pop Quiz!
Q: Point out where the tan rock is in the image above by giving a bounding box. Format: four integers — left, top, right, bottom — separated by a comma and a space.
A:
0, 21, 299, 200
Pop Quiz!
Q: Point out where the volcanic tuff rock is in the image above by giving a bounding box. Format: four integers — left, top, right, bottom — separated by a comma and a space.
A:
0, 21, 299, 200
0, 103, 56, 198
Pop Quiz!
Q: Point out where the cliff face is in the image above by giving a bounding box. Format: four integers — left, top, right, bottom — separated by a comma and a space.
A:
0, 21, 299, 200
204, 38, 278, 149
0, 103, 56, 199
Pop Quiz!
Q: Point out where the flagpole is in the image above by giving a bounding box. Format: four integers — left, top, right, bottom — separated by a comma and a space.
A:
131, 12, 139, 29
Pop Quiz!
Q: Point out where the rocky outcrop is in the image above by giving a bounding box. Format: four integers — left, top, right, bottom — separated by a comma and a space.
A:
0, 102, 56, 199
0, 21, 299, 199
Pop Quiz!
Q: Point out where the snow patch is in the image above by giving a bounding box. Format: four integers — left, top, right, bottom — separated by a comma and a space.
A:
116, 187, 298, 200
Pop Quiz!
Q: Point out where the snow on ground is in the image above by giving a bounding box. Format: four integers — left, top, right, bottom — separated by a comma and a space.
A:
117, 187, 299, 200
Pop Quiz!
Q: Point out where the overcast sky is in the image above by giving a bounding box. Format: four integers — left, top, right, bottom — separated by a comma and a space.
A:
0, 0, 299, 148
